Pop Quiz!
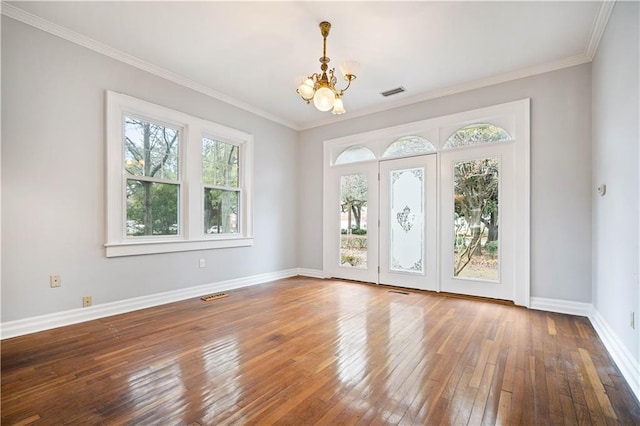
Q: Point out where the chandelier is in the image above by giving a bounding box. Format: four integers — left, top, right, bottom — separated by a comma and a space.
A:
296, 21, 358, 115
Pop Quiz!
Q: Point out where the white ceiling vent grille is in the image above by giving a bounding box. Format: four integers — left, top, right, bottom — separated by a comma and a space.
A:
381, 87, 406, 97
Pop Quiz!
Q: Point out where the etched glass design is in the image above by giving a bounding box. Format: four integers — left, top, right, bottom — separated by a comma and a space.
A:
340, 174, 368, 269
335, 146, 376, 165
453, 158, 499, 281
390, 167, 424, 273
443, 123, 512, 150
382, 136, 436, 158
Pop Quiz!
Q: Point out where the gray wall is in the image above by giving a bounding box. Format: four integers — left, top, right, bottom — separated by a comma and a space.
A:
298, 64, 593, 303
592, 1, 639, 363
1, 17, 298, 322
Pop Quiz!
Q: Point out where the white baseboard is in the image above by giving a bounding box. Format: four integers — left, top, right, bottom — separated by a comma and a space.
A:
1, 268, 299, 340
297, 268, 325, 279
529, 296, 592, 317
590, 308, 640, 402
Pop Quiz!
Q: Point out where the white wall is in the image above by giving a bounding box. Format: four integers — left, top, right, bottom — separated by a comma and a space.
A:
298, 64, 593, 303
1, 17, 298, 322
592, 1, 639, 364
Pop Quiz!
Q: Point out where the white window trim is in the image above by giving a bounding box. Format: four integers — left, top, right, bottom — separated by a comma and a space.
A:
105, 91, 254, 257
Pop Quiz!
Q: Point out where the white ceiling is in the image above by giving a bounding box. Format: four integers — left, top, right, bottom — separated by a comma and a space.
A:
5, 1, 607, 130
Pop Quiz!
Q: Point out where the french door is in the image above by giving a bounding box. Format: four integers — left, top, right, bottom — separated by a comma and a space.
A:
326, 147, 515, 302
379, 155, 437, 290
325, 162, 379, 283
439, 144, 515, 301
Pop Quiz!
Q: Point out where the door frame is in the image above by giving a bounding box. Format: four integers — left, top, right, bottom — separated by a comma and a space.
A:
322, 99, 530, 306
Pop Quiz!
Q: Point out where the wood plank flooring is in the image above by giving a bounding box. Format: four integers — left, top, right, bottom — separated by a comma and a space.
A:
2, 277, 639, 425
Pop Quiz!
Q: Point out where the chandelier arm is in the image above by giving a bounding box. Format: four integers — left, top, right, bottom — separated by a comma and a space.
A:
336, 77, 355, 96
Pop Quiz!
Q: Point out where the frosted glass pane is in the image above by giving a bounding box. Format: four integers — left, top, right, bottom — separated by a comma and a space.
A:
453, 158, 499, 280
443, 123, 512, 149
340, 174, 368, 268
335, 146, 376, 165
382, 136, 435, 158
390, 167, 424, 273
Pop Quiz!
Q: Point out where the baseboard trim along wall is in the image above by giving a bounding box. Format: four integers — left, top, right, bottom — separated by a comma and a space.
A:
0, 268, 300, 340
296, 268, 325, 279
589, 308, 640, 402
529, 296, 593, 317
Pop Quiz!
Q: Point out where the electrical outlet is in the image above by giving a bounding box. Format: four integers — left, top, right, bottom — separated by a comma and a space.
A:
82, 296, 92, 308
631, 312, 635, 329
50, 275, 61, 288
199, 259, 206, 268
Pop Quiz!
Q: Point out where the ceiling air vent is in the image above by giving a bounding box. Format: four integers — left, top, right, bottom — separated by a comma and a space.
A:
381, 86, 406, 97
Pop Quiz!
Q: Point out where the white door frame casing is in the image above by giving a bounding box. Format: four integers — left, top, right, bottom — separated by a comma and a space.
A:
323, 99, 530, 307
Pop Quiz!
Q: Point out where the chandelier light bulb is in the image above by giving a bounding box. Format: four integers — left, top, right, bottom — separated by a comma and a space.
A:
340, 60, 360, 79
332, 97, 346, 115
298, 81, 315, 100
313, 87, 335, 111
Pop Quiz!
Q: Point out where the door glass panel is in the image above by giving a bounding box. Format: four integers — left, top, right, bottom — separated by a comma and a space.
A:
340, 174, 368, 268
390, 167, 424, 273
453, 158, 499, 280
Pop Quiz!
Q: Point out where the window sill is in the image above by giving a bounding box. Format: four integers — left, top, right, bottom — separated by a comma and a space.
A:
105, 237, 254, 257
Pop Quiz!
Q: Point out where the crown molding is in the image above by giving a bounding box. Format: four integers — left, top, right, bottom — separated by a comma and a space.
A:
1, 3, 299, 130
3, 1, 616, 133
585, 0, 616, 59
300, 53, 592, 130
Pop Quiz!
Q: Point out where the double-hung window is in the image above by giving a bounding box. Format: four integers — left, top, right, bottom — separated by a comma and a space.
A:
106, 91, 253, 257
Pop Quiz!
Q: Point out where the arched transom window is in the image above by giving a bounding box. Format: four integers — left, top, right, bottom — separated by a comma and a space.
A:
334, 145, 376, 165
442, 123, 512, 150
382, 135, 436, 159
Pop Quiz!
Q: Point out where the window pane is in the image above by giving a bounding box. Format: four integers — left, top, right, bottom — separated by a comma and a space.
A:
443, 123, 512, 149
204, 188, 239, 234
453, 158, 499, 280
340, 173, 368, 268
382, 136, 435, 158
126, 179, 179, 236
335, 146, 376, 165
202, 138, 239, 187
124, 117, 179, 179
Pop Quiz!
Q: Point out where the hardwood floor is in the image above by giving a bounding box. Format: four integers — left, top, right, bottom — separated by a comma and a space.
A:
2, 277, 639, 425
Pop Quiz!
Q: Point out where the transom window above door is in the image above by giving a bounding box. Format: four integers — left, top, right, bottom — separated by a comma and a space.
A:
442, 123, 513, 150
329, 121, 513, 167
382, 136, 436, 159
334, 146, 376, 165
